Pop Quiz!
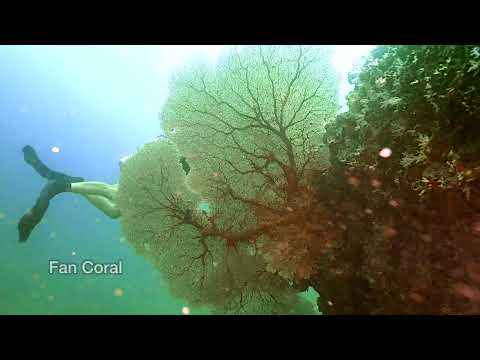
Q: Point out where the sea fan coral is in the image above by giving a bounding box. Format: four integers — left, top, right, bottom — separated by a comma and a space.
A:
256, 185, 342, 283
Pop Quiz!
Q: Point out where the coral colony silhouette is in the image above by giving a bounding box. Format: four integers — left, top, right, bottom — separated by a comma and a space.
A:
117, 46, 480, 314
19, 46, 480, 314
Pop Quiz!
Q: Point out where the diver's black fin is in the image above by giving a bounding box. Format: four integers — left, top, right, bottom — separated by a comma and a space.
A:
22, 145, 84, 183
18, 200, 49, 243
39, 179, 72, 199
17, 180, 71, 243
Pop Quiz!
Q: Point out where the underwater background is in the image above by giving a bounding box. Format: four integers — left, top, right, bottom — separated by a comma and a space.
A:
0, 45, 371, 315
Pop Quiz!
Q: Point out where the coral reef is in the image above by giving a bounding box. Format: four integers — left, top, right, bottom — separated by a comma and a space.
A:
118, 46, 337, 314
118, 45, 480, 315
313, 45, 480, 314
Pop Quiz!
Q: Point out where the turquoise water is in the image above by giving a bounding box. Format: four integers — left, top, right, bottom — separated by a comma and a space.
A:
0, 46, 321, 315
0, 46, 200, 314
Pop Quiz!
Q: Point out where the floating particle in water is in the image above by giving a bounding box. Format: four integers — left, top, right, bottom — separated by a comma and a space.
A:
182, 306, 190, 315
347, 176, 361, 187
286, 206, 293, 212
0, 212, 5, 220
32, 273, 40, 281
472, 219, 480, 235
119, 236, 126, 243
47, 295, 55, 302
409, 292, 425, 303
370, 178, 382, 188
420, 233, 432, 243
95, 218, 101, 223
72, 251, 76, 256
213, 261, 218, 267
49, 231, 57, 239
364, 208, 373, 215
440, 306, 452, 314
383, 226, 398, 239
379, 147, 392, 158
212, 172, 219, 178
466, 262, 480, 283
452, 282, 480, 301
327, 301, 333, 306
39, 282, 47, 289
51, 146, 60, 153
114, 288, 124, 297
388, 199, 400, 208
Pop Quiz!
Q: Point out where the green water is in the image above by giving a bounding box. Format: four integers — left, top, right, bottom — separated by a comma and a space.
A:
0, 182, 318, 315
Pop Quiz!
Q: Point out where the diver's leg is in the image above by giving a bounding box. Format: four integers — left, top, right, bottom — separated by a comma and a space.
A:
70, 182, 118, 201
80, 194, 121, 219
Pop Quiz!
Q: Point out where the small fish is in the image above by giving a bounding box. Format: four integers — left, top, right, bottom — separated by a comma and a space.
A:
184, 209, 193, 222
